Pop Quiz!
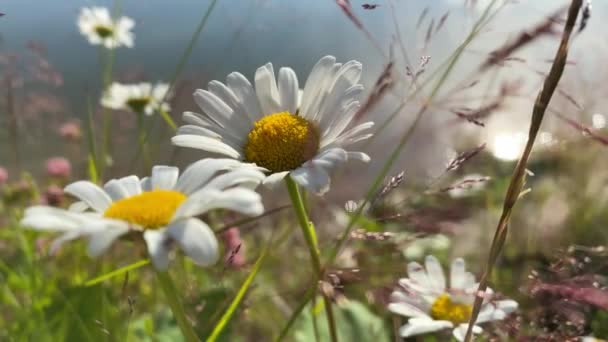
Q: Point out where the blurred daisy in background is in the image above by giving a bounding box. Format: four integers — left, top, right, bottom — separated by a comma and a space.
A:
102, 82, 171, 115
20, 159, 265, 270
388, 255, 518, 341
77, 7, 134, 49
172, 55, 374, 194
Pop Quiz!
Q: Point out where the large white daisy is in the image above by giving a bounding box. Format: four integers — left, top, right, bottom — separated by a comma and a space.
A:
388, 255, 518, 341
77, 7, 134, 49
101, 82, 171, 115
171, 55, 374, 195
20, 159, 265, 270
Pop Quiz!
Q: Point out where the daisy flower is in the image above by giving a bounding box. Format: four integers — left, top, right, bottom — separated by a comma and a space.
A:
77, 7, 134, 49
102, 82, 171, 115
171, 55, 374, 194
20, 159, 265, 270
388, 255, 518, 341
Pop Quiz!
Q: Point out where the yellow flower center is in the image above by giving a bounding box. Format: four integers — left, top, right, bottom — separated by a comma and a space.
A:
103, 190, 187, 229
244, 112, 320, 173
430, 294, 472, 324
126, 97, 152, 113
94, 25, 114, 38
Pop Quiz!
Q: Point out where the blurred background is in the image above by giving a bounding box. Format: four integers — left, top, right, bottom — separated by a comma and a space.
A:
1, 1, 608, 340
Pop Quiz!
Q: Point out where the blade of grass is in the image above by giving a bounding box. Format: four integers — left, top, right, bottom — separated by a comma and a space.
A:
86, 96, 100, 183
84, 259, 150, 287
462, 1, 582, 340
206, 240, 270, 342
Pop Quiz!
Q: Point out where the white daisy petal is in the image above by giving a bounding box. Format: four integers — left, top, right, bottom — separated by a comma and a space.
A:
262, 171, 290, 187
255, 62, 281, 114
103, 179, 130, 201
150, 165, 179, 190
50, 230, 83, 255
290, 165, 331, 195
202, 168, 265, 191
496, 299, 519, 314
226, 71, 263, 122
301, 55, 336, 119
310, 148, 348, 170
175, 158, 248, 194
453, 324, 483, 342
193, 90, 251, 135
144, 229, 171, 270
399, 318, 453, 337
346, 151, 370, 162
177, 124, 223, 138
407, 261, 432, 289
450, 258, 467, 290
87, 222, 129, 257
175, 188, 264, 219
117, 175, 142, 197
171, 135, 241, 159
167, 218, 219, 267
425, 255, 446, 292
388, 302, 427, 318
69, 201, 89, 213
21, 206, 85, 231
278, 67, 299, 114
64, 181, 112, 212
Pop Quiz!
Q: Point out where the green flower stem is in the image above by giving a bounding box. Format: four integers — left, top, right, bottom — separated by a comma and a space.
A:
154, 269, 201, 342
285, 176, 338, 342
136, 112, 152, 170
99, 46, 115, 177
159, 108, 177, 131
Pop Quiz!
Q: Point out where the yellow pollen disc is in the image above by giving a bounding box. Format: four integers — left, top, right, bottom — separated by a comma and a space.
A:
103, 190, 187, 229
94, 25, 114, 38
244, 112, 320, 173
430, 294, 472, 324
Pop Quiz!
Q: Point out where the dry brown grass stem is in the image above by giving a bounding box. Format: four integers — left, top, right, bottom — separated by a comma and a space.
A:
479, 6, 566, 71
463, 1, 583, 341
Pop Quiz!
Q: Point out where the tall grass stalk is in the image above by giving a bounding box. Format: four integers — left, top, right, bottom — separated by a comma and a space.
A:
207, 241, 270, 341
155, 269, 201, 342
136, 112, 152, 170
462, 1, 583, 340
86, 96, 100, 183
99, 46, 115, 178
285, 176, 339, 342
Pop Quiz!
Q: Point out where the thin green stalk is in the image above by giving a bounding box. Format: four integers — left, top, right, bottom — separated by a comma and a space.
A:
159, 108, 177, 131
155, 269, 200, 342
84, 259, 150, 286
99, 45, 116, 177
86, 96, 100, 183
462, 1, 582, 340
285, 176, 338, 342
207, 243, 269, 342
136, 112, 152, 170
